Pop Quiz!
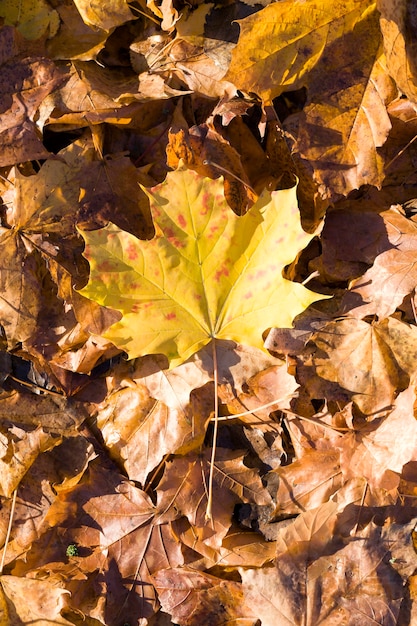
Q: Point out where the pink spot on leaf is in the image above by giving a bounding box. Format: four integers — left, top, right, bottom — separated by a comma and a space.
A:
214, 264, 229, 282
244, 291, 253, 299
165, 312, 176, 320
97, 260, 113, 272
126, 242, 138, 261
200, 192, 211, 215
178, 214, 187, 228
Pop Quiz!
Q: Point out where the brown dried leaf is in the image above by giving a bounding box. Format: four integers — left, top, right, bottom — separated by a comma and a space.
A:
295, 45, 396, 197
221, 363, 298, 423
314, 207, 390, 284
305, 525, 404, 624
270, 449, 342, 517
0, 56, 66, 167
0, 576, 73, 626
47, 3, 108, 61
157, 448, 272, 550
341, 207, 417, 318
166, 126, 257, 214
336, 386, 417, 493
96, 360, 211, 485
309, 317, 417, 415
153, 566, 258, 626
37, 463, 183, 623
378, 0, 417, 104
240, 566, 299, 626
72, 0, 134, 31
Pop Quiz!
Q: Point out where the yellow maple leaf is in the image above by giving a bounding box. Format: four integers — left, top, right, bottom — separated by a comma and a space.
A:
79, 167, 326, 368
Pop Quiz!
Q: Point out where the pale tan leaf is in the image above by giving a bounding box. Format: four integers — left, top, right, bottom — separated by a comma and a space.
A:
309, 318, 417, 415
0, 576, 73, 625
271, 450, 342, 517
153, 567, 258, 626
157, 449, 272, 550
336, 386, 417, 492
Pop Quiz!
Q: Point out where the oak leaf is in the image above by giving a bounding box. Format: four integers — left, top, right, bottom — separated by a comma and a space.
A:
79, 167, 326, 367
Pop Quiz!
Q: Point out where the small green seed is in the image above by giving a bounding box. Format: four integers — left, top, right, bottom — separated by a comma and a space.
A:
66, 544, 78, 557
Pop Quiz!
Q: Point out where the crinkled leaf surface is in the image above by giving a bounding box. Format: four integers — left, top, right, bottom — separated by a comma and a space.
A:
79, 167, 324, 367
226, 0, 376, 103
310, 317, 417, 414
153, 567, 258, 626
226, 0, 397, 197
72, 0, 133, 30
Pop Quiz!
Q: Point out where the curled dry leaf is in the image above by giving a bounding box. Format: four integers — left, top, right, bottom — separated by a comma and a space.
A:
0, 577, 73, 626
0, 424, 61, 498
166, 126, 258, 214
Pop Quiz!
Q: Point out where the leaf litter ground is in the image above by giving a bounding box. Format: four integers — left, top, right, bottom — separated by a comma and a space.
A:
1, 0, 417, 625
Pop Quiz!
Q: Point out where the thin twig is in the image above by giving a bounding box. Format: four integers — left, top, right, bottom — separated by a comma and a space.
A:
0, 489, 18, 575
203, 160, 257, 196
205, 340, 219, 521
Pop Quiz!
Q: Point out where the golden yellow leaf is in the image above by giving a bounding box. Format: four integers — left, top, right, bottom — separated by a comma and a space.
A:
0, 0, 59, 40
79, 167, 326, 368
226, 0, 376, 103
72, 0, 134, 30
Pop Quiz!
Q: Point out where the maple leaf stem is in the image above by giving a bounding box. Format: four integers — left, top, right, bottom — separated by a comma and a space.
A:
206, 339, 219, 522
385, 132, 417, 172
214, 401, 349, 433
128, 3, 161, 25
202, 160, 257, 195
0, 488, 17, 575
215, 396, 296, 421
281, 409, 348, 434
